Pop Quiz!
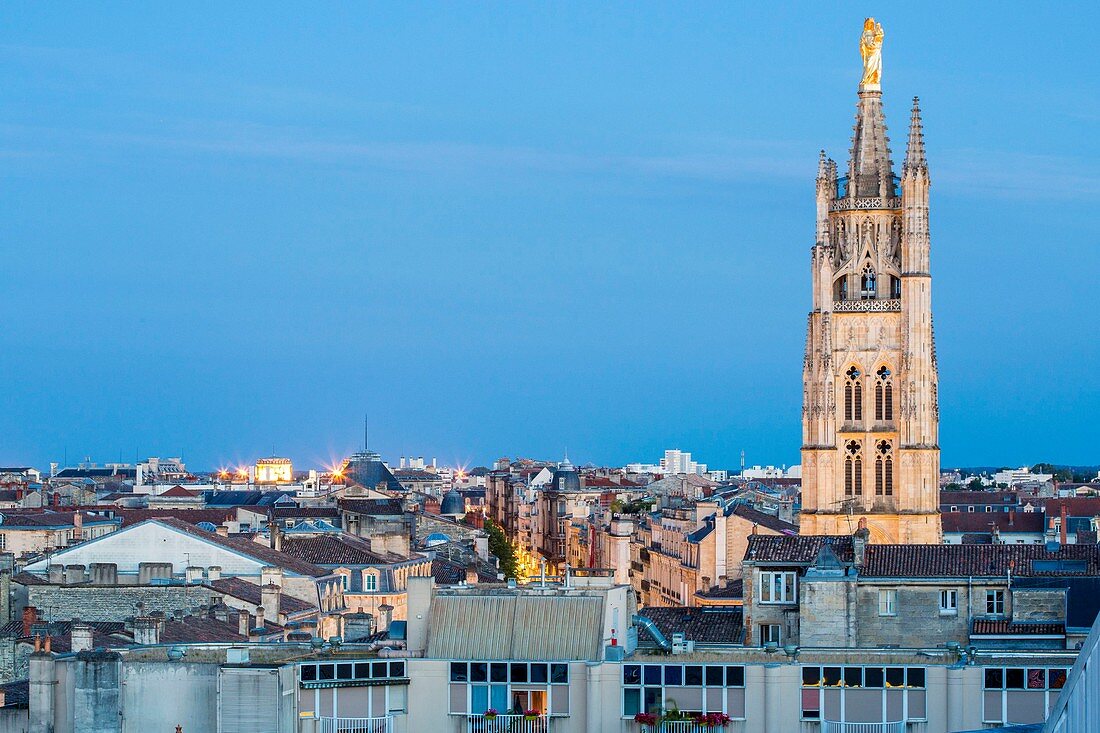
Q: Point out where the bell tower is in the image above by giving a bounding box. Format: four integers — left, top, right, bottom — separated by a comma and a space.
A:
799, 19, 941, 544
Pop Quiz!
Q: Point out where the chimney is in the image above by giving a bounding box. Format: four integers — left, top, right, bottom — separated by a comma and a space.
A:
261, 567, 284, 588
269, 521, 281, 551
22, 606, 38, 637
261, 583, 281, 621
237, 610, 250, 638
1008, 510, 1015, 527
465, 563, 479, 585
47, 565, 64, 584
73, 513, 83, 537
207, 566, 222, 581
254, 606, 265, 632
215, 526, 229, 537
134, 616, 160, 645
212, 603, 230, 623
378, 604, 393, 631
70, 622, 93, 653
1060, 505, 1068, 546
185, 567, 204, 584
853, 518, 870, 566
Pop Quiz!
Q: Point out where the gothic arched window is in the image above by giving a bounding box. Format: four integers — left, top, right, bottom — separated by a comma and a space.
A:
875, 440, 893, 496
861, 265, 877, 299
844, 366, 863, 423
845, 440, 862, 496
890, 275, 901, 299
875, 366, 893, 422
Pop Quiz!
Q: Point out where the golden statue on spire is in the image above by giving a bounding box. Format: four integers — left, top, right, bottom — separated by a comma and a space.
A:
860, 17, 884, 89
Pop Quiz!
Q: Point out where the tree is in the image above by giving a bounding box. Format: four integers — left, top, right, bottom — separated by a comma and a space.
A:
967, 477, 984, 491
944, 482, 961, 491
511, 540, 538, 584
484, 519, 517, 579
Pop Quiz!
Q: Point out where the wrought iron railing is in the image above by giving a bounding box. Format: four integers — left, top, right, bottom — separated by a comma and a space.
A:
318, 716, 394, 733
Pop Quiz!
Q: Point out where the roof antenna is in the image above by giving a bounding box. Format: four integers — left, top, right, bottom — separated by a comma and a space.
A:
364, 413, 369, 451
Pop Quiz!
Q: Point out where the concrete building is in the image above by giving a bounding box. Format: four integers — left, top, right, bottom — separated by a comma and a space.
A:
256, 457, 294, 484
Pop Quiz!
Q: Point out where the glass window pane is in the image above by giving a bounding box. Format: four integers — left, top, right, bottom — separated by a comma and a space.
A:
337, 663, 353, 680
623, 665, 641, 685
319, 664, 335, 681
802, 667, 820, 687
490, 685, 508, 712
864, 668, 884, 688
1049, 669, 1067, 689
784, 573, 796, 601
685, 666, 703, 686
511, 663, 528, 683
844, 667, 863, 688
884, 668, 904, 688
727, 666, 745, 687
1006, 668, 1025, 689
1027, 669, 1046, 689
490, 663, 507, 682
823, 667, 842, 687
985, 669, 1003, 689
450, 662, 468, 682
644, 665, 662, 685
470, 662, 487, 683
550, 663, 568, 684
389, 661, 405, 678
644, 688, 662, 714
623, 688, 641, 716
706, 666, 724, 686
301, 664, 317, 681
907, 668, 925, 689
354, 663, 369, 679
471, 685, 488, 715
530, 663, 548, 684
664, 665, 682, 686
371, 662, 387, 679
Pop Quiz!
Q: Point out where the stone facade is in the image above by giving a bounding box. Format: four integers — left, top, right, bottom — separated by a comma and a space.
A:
801, 74, 941, 543
26, 585, 218, 623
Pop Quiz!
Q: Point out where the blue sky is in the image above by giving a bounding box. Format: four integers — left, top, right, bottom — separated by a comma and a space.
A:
1, 3, 1097, 472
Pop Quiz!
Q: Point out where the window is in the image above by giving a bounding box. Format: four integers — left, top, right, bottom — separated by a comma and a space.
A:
845, 441, 862, 497
363, 572, 378, 592
300, 660, 408, 686
802, 666, 927, 722
939, 589, 958, 614
760, 624, 781, 645
986, 589, 1005, 615
878, 589, 897, 616
875, 441, 893, 497
623, 664, 745, 719
844, 367, 863, 423
968, 506, 975, 513
760, 571, 797, 604
985, 506, 993, 513
860, 265, 877, 299
874, 366, 893, 421
983, 667, 1069, 724
452, 661, 570, 716
339, 574, 349, 592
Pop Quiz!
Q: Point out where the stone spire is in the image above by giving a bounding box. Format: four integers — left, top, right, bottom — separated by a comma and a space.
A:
903, 96, 927, 175
847, 90, 895, 199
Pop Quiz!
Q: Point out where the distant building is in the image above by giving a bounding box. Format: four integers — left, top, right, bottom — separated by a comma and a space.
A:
255, 456, 293, 483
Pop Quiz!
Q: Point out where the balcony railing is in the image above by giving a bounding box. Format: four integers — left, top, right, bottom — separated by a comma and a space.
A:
832, 299, 901, 313
639, 722, 722, 733
821, 722, 905, 733
466, 714, 550, 733
318, 716, 394, 733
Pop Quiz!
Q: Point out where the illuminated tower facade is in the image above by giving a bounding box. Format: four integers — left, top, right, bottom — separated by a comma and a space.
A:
799, 21, 941, 543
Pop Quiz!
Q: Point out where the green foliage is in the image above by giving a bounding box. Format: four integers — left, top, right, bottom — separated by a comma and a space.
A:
944, 482, 961, 491
611, 498, 654, 515
967, 477, 984, 490
484, 518, 517, 579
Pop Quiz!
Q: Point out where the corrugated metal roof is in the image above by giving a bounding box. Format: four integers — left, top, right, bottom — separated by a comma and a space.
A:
426, 592, 605, 661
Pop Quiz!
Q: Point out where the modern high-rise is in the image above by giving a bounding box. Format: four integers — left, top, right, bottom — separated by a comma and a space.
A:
800, 21, 941, 543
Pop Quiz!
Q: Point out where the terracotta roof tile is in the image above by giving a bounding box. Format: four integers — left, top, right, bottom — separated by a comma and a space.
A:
744, 535, 854, 564
638, 606, 744, 644
971, 619, 1065, 636
861, 544, 1100, 578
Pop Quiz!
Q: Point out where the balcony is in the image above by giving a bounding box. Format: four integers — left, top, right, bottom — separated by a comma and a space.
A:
317, 716, 394, 733
466, 714, 551, 733
820, 722, 905, 733
832, 299, 901, 313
